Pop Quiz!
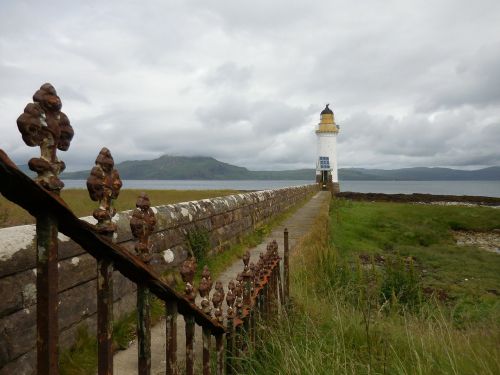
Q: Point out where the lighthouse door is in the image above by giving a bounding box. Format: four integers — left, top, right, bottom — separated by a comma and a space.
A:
321, 170, 328, 189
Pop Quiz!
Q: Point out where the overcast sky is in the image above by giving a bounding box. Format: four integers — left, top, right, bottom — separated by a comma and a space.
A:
1, 0, 499, 171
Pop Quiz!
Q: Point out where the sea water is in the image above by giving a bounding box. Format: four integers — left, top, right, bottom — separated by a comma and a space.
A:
61, 180, 500, 197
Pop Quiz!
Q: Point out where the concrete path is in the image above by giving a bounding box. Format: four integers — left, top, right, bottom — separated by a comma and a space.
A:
113, 191, 330, 374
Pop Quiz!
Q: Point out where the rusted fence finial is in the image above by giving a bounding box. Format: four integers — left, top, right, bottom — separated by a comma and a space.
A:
199, 266, 213, 315
213, 281, 225, 323
258, 253, 266, 280
180, 257, 197, 303
226, 280, 236, 320
17, 83, 74, 192
199, 266, 214, 374
87, 147, 122, 375
271, 240, 279, 261
130, 193, 156, 263
234, 280, 244, 318
242, 251, 253, 307
15, 84, 75, 375
202, 265, 213, 291
249, 262, 257, 292
87, 147, 122, 235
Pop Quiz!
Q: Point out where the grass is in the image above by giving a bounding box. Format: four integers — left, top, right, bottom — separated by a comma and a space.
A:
329, 199, 500, 324
192, 202, 306, 285
0, 189, 237, 228
60, 295, 165, 375
170, 192, 315, 291
59, 190, 315, 374
242, 198, 500, 374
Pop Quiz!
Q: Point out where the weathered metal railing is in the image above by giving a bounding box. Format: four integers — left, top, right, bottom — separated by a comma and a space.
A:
224, 241, 285, 373
173, 238, 287, 374
0, 84, 290, 374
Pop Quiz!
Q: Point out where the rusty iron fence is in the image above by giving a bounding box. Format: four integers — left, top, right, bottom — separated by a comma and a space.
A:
0, 84, 291, 375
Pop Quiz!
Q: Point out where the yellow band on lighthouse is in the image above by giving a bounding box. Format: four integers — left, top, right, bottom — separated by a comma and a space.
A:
316, 110, 339, 133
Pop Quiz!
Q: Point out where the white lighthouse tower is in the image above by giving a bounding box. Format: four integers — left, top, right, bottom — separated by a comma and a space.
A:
315, 104, 340, 193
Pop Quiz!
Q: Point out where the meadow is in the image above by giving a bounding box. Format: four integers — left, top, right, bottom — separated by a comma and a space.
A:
242, 198, 500, 374
0, 189, 238, 228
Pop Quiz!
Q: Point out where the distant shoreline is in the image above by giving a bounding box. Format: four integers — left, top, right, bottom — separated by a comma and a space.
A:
59, 180, 500, 198
18, 155, 500, 181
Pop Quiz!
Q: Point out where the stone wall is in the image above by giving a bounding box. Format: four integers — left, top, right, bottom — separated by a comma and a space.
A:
0, 184, 318, 374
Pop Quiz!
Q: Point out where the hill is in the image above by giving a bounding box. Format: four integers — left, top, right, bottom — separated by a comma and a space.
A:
57, 155, 500, 180
62, 155, 317, 180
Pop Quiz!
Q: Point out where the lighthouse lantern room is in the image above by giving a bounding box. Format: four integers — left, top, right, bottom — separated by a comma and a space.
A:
315, 104, 340, 193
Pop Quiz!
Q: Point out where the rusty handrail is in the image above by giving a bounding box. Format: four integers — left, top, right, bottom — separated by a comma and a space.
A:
1, 83, 308, 375
0, 149, 225, 334
1, 147, 290, 374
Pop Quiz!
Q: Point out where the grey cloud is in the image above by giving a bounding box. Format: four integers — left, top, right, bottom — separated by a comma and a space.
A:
190, 0, 313, 35
416, 43, 500, 111
204, 63, 253, 89
58, 86, 91, 104
196, 96, 250, 128
1, 0, 500, 171
196, 97, 310, 136
338, 108, 500, 168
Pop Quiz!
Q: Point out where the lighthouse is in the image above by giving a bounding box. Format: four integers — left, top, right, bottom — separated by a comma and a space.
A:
315, 104, 340, 193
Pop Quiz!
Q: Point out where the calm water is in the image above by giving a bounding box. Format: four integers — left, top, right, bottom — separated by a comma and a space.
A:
61, 180, 500, 197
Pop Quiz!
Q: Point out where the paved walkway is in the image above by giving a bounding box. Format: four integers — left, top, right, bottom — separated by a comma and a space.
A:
113, 191, 330, 374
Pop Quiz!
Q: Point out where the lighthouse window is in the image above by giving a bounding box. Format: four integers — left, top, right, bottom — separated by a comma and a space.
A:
318, 156, 330, 170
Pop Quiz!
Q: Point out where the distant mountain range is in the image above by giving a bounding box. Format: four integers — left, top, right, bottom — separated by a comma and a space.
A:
339, 166, 500, 181
19, 155, 500, 180
61, 155, 315, 180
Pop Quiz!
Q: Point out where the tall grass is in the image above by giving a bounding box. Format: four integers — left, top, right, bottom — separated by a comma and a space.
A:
242, 199, 500, 374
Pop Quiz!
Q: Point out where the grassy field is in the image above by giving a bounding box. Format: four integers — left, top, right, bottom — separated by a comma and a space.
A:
329, 199, 500, 325
242, 198, 500, 374
0, 189, 238, 228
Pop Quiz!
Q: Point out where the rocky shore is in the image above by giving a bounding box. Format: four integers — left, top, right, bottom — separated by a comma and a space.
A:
454, 230, 500, 254
337, 192, 500, 206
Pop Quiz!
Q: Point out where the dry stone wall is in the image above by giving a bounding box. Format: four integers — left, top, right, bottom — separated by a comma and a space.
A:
0, 184, 318, 374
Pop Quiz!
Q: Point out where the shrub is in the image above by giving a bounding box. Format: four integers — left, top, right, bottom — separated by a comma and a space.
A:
186, 227, 210, 262
380, 255, 421, 309
448, 220, 468, 231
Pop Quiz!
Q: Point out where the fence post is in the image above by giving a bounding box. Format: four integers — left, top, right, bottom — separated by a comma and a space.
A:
185, 315, 195, 375
212, 281, 225, 375
284, 228, 290, 305
97, 259, 114, 374
16, 83, 75, 375
165, 300, 178, 375
226, 280, 236, 375
137, 285, 151, 374
234, 280, 244, 363
36, 214, 59, 375
130, 193, 157, 375
215, 334, 224, 375
180, 257, 197, 375
87, 147, 122, 375
199, 266, 213, 375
